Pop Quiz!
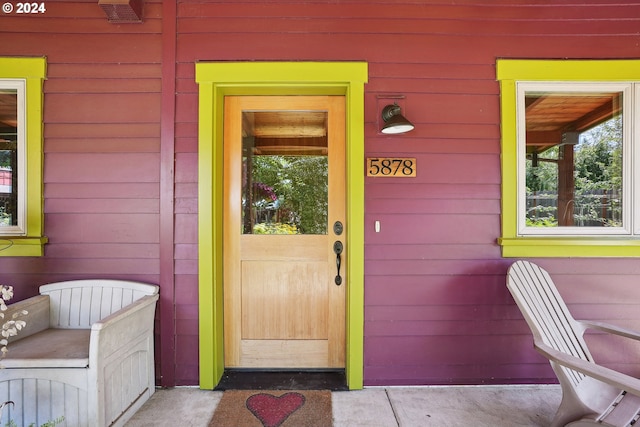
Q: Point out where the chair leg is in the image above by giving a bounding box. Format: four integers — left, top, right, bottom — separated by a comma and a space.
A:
550, 390, 595, 427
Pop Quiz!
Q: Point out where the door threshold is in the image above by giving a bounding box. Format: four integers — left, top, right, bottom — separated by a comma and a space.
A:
214, 369, 348, 391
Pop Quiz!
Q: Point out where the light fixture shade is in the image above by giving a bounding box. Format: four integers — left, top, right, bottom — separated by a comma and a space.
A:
381, 104, 414, 134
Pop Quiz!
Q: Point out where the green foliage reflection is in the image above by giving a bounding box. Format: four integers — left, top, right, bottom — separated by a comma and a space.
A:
246, 155, 328, 235
526, 116, 623, 227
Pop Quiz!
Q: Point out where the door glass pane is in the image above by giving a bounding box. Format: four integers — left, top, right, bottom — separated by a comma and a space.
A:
0, 89, 18, 227
241, 110, 328, 235
524, 90, 623, 228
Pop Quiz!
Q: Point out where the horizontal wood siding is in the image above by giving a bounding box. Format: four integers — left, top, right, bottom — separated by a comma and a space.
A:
4, 0, 640, 387
177, 0, 640, 386
0, 0, 164, 377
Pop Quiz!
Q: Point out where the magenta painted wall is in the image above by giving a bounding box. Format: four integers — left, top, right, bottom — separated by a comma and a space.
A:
2, 0, 640, 387
0, 0, 168, 379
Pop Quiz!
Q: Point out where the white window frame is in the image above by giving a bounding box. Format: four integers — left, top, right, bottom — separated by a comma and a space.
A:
0, 80, 27, 235
516, 81, 633, 237
634, 84, 640, 236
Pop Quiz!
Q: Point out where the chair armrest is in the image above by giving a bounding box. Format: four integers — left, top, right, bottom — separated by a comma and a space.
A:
4, 295, 50, 343
535, 338, 640, 397
576, 319, 640, 341
88, 294, 159, 363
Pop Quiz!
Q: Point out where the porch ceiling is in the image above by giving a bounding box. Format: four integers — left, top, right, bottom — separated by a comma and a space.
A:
243, 110, 328, 156
525, 92, 621, 153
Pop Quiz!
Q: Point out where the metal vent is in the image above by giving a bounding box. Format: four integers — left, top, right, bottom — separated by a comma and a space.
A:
98, 0, 143, 23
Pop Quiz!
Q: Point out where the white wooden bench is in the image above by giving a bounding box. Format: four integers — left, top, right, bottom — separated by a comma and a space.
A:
0, 280, 159, 427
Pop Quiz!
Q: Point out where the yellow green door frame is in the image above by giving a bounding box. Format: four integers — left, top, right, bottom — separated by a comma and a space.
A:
195, 62, 368, 390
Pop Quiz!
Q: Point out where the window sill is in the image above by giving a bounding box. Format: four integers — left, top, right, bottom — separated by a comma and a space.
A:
498, 236, 640, 257
0, 236, 48, 257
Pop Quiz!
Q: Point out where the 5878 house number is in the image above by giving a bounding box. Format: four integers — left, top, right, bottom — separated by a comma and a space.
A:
2, 2, 46, 13
367, 157, 416, 177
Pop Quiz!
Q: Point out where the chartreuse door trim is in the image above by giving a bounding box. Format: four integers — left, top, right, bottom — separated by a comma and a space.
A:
195, 62, 367, 390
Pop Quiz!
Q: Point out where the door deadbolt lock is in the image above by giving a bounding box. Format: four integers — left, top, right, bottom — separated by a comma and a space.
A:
333, 221, 343, 235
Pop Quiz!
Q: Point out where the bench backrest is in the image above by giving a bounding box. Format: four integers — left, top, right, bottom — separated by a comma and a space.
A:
40, 280, 159, 329
507, 260, 592, 389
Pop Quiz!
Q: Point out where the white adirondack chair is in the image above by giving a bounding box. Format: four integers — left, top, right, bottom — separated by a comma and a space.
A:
507, 260, 640, 427
0, 280, 159, 427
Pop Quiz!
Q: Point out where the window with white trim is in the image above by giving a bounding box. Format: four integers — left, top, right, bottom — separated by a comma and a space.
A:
497, 59, 640, 257
0, 57, 47, 257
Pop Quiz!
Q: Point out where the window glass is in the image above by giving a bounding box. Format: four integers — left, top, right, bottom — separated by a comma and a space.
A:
518, 84, 629, 235
241, 111, 328, 235
0, 82, 24, 235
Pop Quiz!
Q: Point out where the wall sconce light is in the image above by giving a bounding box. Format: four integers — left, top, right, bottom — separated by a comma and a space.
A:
381, 103, 415, 134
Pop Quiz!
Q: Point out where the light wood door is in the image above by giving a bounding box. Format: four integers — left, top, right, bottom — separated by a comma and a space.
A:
223, 96, 346, 368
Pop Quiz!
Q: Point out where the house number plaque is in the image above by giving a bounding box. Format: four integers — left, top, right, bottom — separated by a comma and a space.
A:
367, 157, 416, 177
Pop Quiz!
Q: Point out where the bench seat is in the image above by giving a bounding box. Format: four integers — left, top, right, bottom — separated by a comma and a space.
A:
2, 329, 91, 368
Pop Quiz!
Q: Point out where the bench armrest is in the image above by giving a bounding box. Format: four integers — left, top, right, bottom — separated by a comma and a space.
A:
4, 295, 50, 343
89, 294, 159, 364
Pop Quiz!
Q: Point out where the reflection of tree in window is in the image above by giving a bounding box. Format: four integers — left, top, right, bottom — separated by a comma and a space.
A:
575, 117, 623, 226
526, 114, 623, 227
245, 155, 328, 235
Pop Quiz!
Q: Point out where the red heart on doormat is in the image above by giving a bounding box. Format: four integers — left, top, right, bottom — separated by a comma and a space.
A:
245, 392, 306, 427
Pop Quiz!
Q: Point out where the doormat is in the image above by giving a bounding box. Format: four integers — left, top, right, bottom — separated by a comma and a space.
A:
208, 389, 332, 427
215, 370, 348, 391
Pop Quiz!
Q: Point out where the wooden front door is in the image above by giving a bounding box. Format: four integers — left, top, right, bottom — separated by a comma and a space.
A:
223, 96, 346, 369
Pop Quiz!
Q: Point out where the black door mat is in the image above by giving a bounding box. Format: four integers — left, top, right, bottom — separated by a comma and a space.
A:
215, 370, 348, 391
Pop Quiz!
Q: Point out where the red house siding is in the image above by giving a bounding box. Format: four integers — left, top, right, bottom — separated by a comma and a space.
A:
174, 0, 640, 387
3, 0, 640, 387
0, 0, 166, 376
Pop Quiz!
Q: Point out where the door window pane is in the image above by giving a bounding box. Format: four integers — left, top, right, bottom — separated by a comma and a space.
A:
241, 111, 328, 235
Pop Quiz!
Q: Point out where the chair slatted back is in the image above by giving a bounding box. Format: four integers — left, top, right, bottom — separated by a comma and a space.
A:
507, 260, 592, 387
40, 279, 159, 329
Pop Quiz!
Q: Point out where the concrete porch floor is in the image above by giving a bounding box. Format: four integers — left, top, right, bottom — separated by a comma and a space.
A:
124, 384, 562, 426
